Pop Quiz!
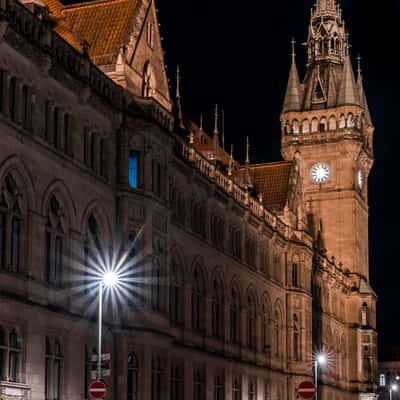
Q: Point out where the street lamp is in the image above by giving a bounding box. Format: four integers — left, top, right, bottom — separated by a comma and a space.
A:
97, 271, 119, 380
390, 384, 398, 400
314, 353, 327, 400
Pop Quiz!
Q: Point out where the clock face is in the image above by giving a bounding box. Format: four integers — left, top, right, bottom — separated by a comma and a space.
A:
357, 170, 363, 190
311, 163, 330, 184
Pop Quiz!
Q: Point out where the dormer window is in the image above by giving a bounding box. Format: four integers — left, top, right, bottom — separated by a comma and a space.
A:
147, 22, 154, 49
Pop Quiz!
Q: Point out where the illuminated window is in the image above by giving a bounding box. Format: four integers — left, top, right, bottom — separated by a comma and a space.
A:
379, 373, 385, 387
129, 152, 139, 189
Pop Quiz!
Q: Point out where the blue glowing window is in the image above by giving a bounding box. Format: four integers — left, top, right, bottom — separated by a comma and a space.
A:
129, 152, 139, 189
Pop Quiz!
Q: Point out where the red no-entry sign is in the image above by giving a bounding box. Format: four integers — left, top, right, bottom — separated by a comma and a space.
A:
298, 381, 316, 399
89, 381, 107, 399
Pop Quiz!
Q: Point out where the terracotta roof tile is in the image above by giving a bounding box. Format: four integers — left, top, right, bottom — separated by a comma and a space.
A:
42, 0, 139, 63
241, 161, 293, 212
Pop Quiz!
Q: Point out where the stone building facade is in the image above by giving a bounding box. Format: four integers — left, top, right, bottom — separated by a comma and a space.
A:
0, 0, 377, 400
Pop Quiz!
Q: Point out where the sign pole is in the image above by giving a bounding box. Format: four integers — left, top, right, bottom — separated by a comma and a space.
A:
98, 282, 103, 380
314, 360, 318, 400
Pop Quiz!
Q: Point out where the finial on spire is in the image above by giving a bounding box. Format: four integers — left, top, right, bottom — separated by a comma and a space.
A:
228, 144, 233, 177
214, 104, 219, 134
246, 136, 250, 165
291, 37, 296, 63
221, 109, 225, 150
176, 65, 181, 99
357, 54, 362, 79
174, 64, 185, 131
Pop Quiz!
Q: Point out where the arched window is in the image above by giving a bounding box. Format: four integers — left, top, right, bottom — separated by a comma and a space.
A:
128, 151, 140, 189
45, 338, 62, 400
177, 192, 186, 225
53, 107, 60, 148
311, 118, 319, 133
90, 133, 96, 171
347, 113, 355, 128
213, 372, 224, 400
319, 117, 327, 132
329, 115, 337, 130
232, 376, 241, 400
9, 77, 17, 122
262, 303, 269, 352
247, 293, 256, 349
338, 114, 346, 129
361, 303, 368, 326
192, 268, 205, 332
63, 113, 70, 154
170, 361, 184, 400
127, 353, 138, 400
274, 309, 282, 357
193, 366, 206, 400
1, 174, 23, 273
211, 277, 223, 339
248, 378, 256, 400
170, 255, 184, 325
292, 119, 300, 134
142, 62, 154, 98
284, 121, 291, 135
84, 215, 100, 293
230, 286, 241, 344
8, 329, 20, 382
45, 196, 65, 286
151, 355, 162, 400
293, 314, 300, 361
302, 119, 310, 134
21, 85, 30, 130
291, 263, 299, 287
211, 216, 224, 248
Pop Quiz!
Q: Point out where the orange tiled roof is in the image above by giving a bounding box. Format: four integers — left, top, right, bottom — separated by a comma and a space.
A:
43, 0, 139, 63
246, 161, 293, 211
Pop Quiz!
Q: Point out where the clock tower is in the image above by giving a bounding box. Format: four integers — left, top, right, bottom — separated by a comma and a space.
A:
280, 0, 374, 279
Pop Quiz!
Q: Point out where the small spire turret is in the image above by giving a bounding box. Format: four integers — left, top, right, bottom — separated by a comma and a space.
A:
213, 104, 219, 156
174, 65, 185, 131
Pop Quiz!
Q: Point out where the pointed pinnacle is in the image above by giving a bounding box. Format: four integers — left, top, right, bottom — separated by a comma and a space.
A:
176, 65, 181, 99
221, 109, 225, 150
291, 37, 296, 63
200, 114, 203, 131
357, 54, 362, 79
246, 136, 250, 164
214, 104, 219, 134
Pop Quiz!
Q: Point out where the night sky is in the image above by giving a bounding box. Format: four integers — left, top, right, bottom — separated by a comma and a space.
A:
157, 0, 399, 355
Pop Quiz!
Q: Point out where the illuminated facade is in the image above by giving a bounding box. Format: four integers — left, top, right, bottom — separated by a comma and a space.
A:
0, 0, 376, 399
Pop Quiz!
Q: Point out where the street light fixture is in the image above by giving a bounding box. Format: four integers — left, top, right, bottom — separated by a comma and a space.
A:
390, 383, 398, 400
97, 271, 120, 380
314, 352, 327, 400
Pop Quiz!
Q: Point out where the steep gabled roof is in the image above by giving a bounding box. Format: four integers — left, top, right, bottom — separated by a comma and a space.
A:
42, 0, 140, 63
243, 161, 294, 212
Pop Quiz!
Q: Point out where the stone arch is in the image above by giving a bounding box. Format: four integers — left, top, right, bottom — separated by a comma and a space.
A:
246, 285, 258, 312
80, 199, 112, 240
301, 119, 310, 134
0, 155, 36, 211
338, 114, 346, 129
261, 292, 272, 318
319, 116, 328, 132
169, 245, 187, 284
347, 112, 355, 128
311, 117, 319, 133
292, 119, 300, 134
41, 179, 77, 230
328, 115, 337, 130
229, 276, 244, 305
210, 266, 226, 297
190, 256, 208, 291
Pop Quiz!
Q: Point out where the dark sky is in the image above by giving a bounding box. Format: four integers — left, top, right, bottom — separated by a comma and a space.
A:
157, 0, 399, 354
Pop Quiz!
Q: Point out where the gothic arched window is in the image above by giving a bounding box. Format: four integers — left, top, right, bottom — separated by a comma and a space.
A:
127, 353, 138, 400
45, 196, 65, 286
262, 302, 269, 352
293, 314, 300, 361
211, 277, 224, 339
311, 118, 319, 133
9, 77, 17, 122
291, 263, 299, 287
247, 293, 256, 349
170, 255, 184, 325
329, 115, 337, 130
1, 174, 23, 273
301, 119, 310, 134
192, 267, 205, 332
230, 286, 241, 344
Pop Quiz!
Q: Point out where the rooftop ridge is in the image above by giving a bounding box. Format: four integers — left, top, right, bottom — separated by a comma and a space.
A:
63, 0, 129, 10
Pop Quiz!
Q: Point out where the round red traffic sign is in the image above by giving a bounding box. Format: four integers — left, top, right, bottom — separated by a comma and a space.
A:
298, 381, 316, 399
89, 381, 107, 399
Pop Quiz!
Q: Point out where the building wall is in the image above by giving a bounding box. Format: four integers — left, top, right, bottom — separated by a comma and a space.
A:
0, 1, 376, 400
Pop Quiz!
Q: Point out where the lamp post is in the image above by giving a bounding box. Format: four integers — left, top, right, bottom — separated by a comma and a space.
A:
97, 272, 118, 380
314, 353, 327, 400
390, 384, 398, 400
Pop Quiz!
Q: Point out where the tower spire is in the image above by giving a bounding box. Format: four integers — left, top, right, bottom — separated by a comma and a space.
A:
228, 144, 233, 177
337, 54, 360, 106
221, 109, 225, 150
283, 38, 302, 112
174, 65, 185, 131
213, 104, 219, 156
242, 137, 253, 189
